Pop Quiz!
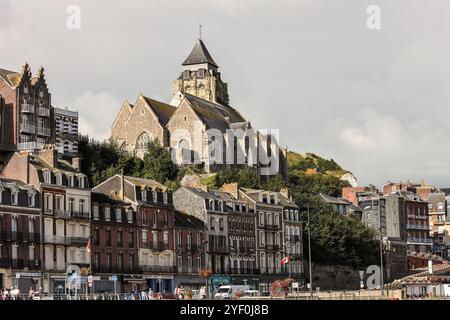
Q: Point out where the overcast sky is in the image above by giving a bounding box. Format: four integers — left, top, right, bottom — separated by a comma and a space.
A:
1, 0, 450, 188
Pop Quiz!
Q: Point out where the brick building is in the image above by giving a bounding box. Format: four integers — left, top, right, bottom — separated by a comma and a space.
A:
93, 174, 175, 293
173, 210, 205, 290
0, 64, 54, 162
0, 178, 40, 291
1, 145, 91, 293
91, 192, 138, 293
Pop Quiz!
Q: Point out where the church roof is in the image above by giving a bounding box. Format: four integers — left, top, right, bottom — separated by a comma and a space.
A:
0, 68, 21, 87
182, 39, 219, 68
183, 93, 246, 132
142, 96, 176, 126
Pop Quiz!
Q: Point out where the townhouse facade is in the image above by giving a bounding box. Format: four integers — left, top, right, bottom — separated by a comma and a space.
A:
54, 107, 78, 158
0, 179, 41, 291
91, 192, 138, 293
92, 174, 175, 293
0, 145, 91, 293
173, 210, 205, 289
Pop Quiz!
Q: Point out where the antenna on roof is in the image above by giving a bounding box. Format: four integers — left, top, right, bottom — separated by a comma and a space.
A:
198, 24, 203, 40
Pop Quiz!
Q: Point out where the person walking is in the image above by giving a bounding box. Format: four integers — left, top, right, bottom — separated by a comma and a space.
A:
28, 287, 35, 300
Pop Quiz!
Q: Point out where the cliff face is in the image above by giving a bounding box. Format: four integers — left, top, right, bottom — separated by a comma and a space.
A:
287, 151, 358, 187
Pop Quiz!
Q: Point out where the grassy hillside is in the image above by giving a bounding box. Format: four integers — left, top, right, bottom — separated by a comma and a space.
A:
287, 151, 349, 178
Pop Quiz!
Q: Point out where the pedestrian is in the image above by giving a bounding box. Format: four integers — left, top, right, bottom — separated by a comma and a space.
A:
28, 287, 35, 300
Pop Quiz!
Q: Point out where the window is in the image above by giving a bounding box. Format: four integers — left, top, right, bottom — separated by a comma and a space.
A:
210, 217, 215, 231
78, 176, 85, 188
219, 218, 224, 231
44, 171, 51, 184
117, 230, 123, 246
105, 207, 111, 221
128, 230, 134, 248
116, 208, 122, 222
153, 211, 157, 227
153, 191, 158, 203
68, 198, 74, 213
11, 217, 17, 232
141, 190, 147, 201
28, 193, 35, 207
187, 233, 192, 249
197, 256, 202, 272
93, 206, 99, 220
28, 219, 35, 234
11, 190, 19, 205
56, 195, 63, 213
177, 233, 182, 248
79, 199, 85, 214
141, 211, 147, 225
44, 193, 52, 211
153, 232, 158, 250
29, 246, 35, 261
127, 209, 133, 223
178, 255, 183, 270
163, 232, 168, 247
106, 253, 112, 270
164, 213, 168, 227
106, 230, 112, 246
128, 254, 135, 271
136, 132, 152, 150
188, 256, 193, 271
68, 175, 74, 187
56, 173, 62, 186
163, 193, 168, 204
142, 230, 148, 247
117, 254, 123, 271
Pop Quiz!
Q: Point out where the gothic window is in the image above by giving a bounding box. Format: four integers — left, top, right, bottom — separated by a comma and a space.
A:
136, 132, 152, 150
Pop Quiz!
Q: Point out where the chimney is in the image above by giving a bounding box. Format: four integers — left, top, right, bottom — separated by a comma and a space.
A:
72, 157, 82, 171
280, 187, 289, 199
222, 183, 239, 199
39, 145, 58, 168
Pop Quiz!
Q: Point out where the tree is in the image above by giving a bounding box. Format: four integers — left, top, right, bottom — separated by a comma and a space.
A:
142, 140, 179, 184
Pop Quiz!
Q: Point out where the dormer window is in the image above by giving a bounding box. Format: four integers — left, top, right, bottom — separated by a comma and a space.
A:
141, 190, 147, 201
68, 175, 75, 187
127, 209, 133, 223
104, 207, 111, 221
93, 205, 99, 220
78, 176, 85, 188
153, 191, 158, 203
56, 173, 62, 186
262, 194, 267, 203
11, 190, 18, 205
44, 171, 51, 184
28, 193, 35, 207
116, 208, 122, 222
163, 193, 168, 204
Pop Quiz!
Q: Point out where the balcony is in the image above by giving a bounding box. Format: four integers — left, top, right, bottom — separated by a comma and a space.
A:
265, 244, 280, 252
289, 235, 301, 242
28, 259, 41, 269
11, 259, 24, 269
18, 141, 43, 151
37, 127, 51, 137
54, 210, 71, 219
36, 107, 50, 117
263, 224, 279, 231
229, 268, 261, 275
20, 124, 36, 134
21, 103, 35, 113
152, 241, 169, 251
69, 211, 90, 220
0, 231, 11, 241
407, 237, 433, 245
0, 258, 10, 268
67, 236, 90, 246
234, 247, 254, 254
207, 246, 230, 254
44, 235, 67, 245
187, 244, 200, 252
11, 231, 23, 242
140, 265, 176, 273
28, 232, 40, 243
406, 224, 430, 231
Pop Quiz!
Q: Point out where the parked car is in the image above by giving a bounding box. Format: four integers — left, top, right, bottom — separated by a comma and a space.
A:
214, 285, 250, 300
240, 290, 261, 299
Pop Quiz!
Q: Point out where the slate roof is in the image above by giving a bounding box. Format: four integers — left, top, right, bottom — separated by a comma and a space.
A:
91, 192, 131, 206
182, 39, 219, 68
319, 193, 350, 205
174, 210, 205, 229
143, 96, 176, 126
123, 175, 167, 191
183, 93, 246, 132
29, 154, 80, 174
183, 186, 220, 200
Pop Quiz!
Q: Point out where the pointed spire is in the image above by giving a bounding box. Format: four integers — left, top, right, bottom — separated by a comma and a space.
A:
182, 38, 219, 68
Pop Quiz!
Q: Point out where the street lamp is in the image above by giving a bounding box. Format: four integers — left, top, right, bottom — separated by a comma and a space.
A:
203, 240, 209, 299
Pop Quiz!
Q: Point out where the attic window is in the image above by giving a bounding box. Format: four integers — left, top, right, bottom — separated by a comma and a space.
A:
44, 171, 51, 184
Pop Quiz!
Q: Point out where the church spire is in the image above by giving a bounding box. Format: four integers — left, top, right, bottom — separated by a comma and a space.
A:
182, 38, 219, 68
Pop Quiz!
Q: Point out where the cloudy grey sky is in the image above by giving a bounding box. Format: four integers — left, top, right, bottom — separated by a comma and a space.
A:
1, 0, 450, 188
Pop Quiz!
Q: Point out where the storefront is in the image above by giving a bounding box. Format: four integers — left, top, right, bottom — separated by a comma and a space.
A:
123, 275, 147, 293
175, 274, 204, 290
210, 274, 231, 296
230, 275, 259, 289
144, 275, 174, 293
13, 272, 42, 293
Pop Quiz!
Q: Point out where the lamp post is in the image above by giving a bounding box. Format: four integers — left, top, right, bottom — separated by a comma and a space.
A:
307, 205, 313, 299
203, 240, 209, 299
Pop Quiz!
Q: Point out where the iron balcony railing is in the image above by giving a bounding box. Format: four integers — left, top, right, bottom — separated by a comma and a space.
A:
11, 259, 24, 269
406, 224, 430, 231
28, 232, 40, 243
407, 237, 433, 244
21, 103, 35, 113
263, 224, 279, 231
0, 258, 11, 268
207, 246, 230, 254
152, 242, 169, 251
11, 231, 23, 242
37, 127, 51, 137
69, 211, 90, 220
229, 268, 261, 275
265, 244, 280, 252
20, 124, 36, 134
289, 235, 301, 242
44, 235, 67, 245
67, 236, 90, 246
140, 265, 176, 273
28, 259, 41, 269
36, 107, 50, 117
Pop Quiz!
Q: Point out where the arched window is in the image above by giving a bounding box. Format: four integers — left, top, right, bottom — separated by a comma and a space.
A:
136, 132, 152, 150
178, 138, 191, 163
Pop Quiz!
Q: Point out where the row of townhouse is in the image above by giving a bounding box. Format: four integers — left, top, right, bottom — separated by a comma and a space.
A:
0, 146, 304, 294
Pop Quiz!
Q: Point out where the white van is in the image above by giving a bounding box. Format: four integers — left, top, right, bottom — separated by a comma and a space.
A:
214, 285, 249, 300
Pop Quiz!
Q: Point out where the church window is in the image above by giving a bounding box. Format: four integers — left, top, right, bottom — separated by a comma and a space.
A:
136, 132, 152, 150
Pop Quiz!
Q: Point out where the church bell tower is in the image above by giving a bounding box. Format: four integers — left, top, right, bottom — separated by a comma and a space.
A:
173, 33, 230, 106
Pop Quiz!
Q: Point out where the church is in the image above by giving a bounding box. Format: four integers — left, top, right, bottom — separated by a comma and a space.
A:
111, 36, 286, 176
